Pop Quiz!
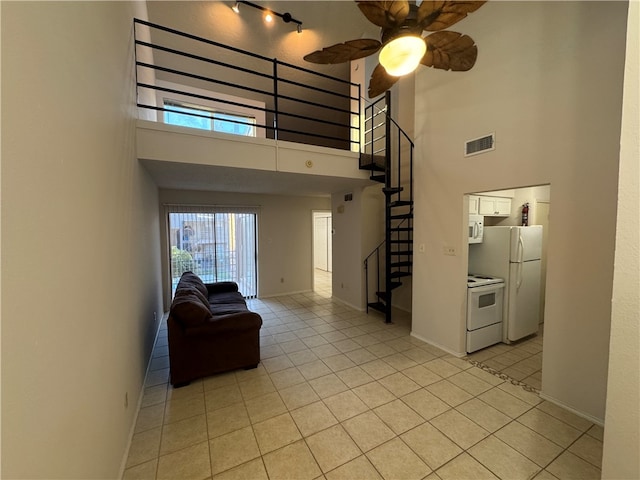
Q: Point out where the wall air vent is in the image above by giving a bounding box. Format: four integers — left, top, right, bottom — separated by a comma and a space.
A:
465, 133, 495, 157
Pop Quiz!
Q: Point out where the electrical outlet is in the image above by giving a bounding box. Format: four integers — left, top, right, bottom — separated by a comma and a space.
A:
419, 243, 425, 253
443, 246, 457, 256
280, 277, 284, 283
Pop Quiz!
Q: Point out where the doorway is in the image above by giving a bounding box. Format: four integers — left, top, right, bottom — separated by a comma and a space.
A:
465, 185, 550, 391
313, 211, 332, 296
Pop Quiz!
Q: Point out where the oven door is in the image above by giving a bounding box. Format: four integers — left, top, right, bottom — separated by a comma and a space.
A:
467, 283, 504, 330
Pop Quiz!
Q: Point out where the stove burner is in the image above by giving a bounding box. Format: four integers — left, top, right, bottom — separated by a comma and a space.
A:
467, 274, 504, 287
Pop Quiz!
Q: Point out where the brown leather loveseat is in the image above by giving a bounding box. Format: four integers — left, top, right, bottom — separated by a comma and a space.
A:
167, 272, 262, 386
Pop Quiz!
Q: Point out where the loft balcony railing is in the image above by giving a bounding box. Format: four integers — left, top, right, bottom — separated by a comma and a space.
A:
134, 18, 361, 152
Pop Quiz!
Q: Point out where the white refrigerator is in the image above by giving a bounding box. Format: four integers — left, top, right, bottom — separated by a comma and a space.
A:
468, 225, 543, 343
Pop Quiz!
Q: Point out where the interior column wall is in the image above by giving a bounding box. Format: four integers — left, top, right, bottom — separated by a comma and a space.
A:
602, 1, 640, 476
1, 2, 163, 478
411, 1, 627, 422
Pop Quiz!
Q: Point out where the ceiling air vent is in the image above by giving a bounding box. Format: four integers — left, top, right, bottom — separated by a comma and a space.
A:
465, 133, 495, 157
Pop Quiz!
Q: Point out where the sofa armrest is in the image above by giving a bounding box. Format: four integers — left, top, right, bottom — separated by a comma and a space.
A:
205, 281, 239, 295
184, 311, 262, 336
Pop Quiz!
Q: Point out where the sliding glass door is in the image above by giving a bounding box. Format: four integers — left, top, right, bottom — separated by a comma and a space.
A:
167, 206, 258, 298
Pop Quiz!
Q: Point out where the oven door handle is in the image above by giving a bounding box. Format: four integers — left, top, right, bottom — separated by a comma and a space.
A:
468, 283, 505, 294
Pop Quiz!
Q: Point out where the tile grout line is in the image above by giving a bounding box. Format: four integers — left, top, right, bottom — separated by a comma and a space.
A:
466, 359, 540, 394
126, 293, 600, 480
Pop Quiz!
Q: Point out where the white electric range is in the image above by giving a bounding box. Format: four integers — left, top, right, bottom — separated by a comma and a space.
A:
466, 274, 505, 353
467, 274, 505, 287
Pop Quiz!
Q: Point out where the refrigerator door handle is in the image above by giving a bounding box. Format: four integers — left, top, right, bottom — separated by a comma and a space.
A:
517, 236, 524, 289
518, 235, 525, 263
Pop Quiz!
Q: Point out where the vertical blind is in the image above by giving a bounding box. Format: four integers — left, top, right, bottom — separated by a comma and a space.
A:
166, 204, 258, 298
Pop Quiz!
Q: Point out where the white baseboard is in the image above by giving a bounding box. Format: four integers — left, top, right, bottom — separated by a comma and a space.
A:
410, 331, 466, 358
538, 391, 605, 427
258, 289, 313, 299
118, 312, 167, 479
390, 303, 411, 314
331, 295, 365, 312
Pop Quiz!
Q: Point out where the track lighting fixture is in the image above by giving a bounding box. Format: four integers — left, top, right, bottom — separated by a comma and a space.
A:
231, 1, 302, 33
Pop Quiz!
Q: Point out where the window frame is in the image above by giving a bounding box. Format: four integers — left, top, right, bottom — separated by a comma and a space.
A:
155, 80, 266, 138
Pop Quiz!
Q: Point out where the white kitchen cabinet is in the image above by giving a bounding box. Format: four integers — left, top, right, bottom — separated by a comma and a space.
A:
469, 195, 480, 215
478, 196, 512, 216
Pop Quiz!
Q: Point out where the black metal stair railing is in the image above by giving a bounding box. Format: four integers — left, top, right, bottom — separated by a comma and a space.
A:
133, 19, 413, 322
362, 92, 414, 323
133, 18, 361, 151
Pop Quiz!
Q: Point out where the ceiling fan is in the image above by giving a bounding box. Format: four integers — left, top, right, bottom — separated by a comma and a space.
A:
303, 1, 486, 98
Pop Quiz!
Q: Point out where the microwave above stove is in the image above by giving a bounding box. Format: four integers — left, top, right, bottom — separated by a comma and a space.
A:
468, 214, 484, 244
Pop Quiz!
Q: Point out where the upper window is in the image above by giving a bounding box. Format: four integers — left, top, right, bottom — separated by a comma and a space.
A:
164, 101, 256, 137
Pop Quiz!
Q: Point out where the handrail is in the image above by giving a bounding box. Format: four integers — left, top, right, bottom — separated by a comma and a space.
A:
362, 91, 414, 319
361, 94, 413, 149
134, 18, 361, 151
364, 240, 386, 264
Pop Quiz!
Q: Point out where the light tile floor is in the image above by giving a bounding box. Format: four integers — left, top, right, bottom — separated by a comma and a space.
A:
314, 268, 332, 297
465, 330, 544, 391
124, 293, 603, 480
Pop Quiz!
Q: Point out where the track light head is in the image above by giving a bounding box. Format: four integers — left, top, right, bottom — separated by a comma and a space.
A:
234, 1, 302, 33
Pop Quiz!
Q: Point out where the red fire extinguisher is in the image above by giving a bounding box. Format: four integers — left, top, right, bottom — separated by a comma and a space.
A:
522, 203, 529, 226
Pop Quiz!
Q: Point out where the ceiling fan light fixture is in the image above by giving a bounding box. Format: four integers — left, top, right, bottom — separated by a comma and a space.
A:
379, 35, 426, 77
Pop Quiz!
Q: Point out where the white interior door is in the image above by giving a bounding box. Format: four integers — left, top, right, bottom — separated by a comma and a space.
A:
313, 212, 332, 272
314, 216, 328, 271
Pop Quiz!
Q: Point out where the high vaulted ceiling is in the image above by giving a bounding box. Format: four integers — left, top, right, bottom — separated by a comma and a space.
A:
146, 1, 380, 76
142, 1, 382, 196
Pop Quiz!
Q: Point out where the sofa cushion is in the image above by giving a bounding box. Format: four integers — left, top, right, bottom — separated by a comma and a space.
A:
208, 291, 247, 305
178, 271, 208, 298
174, 285, 209, 307
209, 303, 250, 316
170, 293, 213, 327
206, 281, 239, 295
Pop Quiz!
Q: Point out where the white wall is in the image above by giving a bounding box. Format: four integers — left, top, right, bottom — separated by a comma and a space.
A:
332, 189, 365, 309
602, 1, 640, 477
412, 1, 626, 421
1, 2, 163, 478
158, 189, 330, 303
330, 185, 384, 310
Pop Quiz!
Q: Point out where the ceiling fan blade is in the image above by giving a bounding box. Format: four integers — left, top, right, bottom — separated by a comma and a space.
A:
417, 1, 487, 31
304, 38, 382, 64
368, 63, 400, 98
356, 0, 410, 28
421, 31, 478, 71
